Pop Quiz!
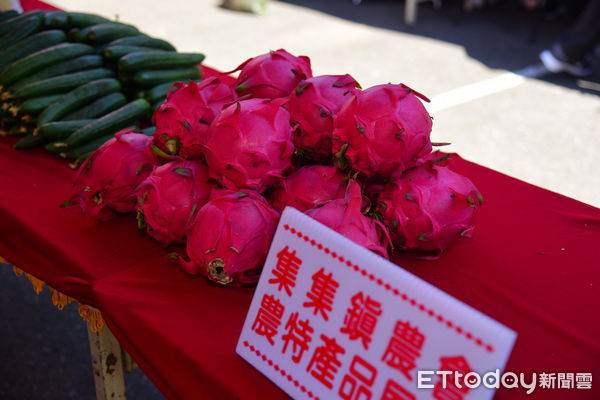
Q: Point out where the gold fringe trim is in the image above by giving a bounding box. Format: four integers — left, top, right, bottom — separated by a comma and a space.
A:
25, 272, 45, 294
78, 304, 105, 333
50, 287, 74, 310
2, 259, 104, 332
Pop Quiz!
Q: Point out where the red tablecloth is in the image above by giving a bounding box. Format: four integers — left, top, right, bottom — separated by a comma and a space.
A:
2, 2, 599, 399
2, 136, 599, 399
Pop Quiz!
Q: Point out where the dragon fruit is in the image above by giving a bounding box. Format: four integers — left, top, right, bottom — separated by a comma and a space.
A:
306, 181, 389, 259
68, 130, 158, 221
153, 78, 237, 159
331, 84, 433, 178
270, 165, 347, 212
178, 189, 280, 286
135, 160, 213, 245
203, 98, 294, 192
230, 49, 312, 99
287, 74, 360, 162
376, 154, 483, 253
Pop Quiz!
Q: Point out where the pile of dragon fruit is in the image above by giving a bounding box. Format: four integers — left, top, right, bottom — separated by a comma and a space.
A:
67, 49, 483, 287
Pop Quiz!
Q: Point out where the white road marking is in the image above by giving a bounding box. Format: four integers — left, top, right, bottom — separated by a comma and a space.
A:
428, 64, 548, 113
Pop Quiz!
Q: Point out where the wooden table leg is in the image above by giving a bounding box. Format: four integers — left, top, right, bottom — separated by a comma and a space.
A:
87, 322, 127, 400
121, 345, 138, 374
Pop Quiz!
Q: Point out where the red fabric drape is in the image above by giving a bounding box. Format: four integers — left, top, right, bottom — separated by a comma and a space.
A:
2, 139, 598, 399
20, 0, 58, 10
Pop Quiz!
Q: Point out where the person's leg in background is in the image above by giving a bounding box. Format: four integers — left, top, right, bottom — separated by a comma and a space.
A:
540, 0, 600, 77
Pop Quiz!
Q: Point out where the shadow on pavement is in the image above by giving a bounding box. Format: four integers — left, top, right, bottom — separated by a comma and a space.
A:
0, 264, 165, 400
277, 0, 599, 95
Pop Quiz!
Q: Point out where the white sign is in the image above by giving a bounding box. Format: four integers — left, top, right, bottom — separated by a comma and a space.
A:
237, 207, 516, 400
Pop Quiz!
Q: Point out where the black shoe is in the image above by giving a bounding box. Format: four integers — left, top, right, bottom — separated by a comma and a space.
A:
539, 44, 593, 77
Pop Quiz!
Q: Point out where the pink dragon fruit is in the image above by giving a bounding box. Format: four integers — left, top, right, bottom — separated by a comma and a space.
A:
153, 78, 237, 159
135, 160, 213, 245
269, 165, 347, 212
178, 189, 280, 286
68, 130, 158, 221
377, 154, 483, 253
203, 98, 294, 192
287, 74, 361, 162
230, 49, 312, 99
306, 180, 389, 258
361, 177, 387, 212
331, 84, 433, 178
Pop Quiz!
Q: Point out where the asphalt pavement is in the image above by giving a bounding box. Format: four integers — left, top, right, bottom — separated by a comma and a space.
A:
1, 0, 598, 399
0, 263, 164, 399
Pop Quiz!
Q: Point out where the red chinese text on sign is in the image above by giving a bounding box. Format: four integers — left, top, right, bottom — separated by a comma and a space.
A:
340, 292, 382, 350
303, 267, 340, 321
381, 379, 416, 400
381, 320, 425, 381
433, 355, 472, 400
306, 334, 346, 389
281, 312, 314, 364
268, 245, 302, 297
251, 294, 285, 345
338, 355, 378, 400
237, 209, 516, 400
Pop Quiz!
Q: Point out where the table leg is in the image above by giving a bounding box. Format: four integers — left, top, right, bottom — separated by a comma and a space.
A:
405, 0, 418, 26
405, 0, 436, 26
87, 322, 128, 400
121, 346, 138, 374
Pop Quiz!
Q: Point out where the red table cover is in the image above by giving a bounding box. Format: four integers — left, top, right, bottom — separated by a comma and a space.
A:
2, 2, 599, 398
2, 135, 599, 399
